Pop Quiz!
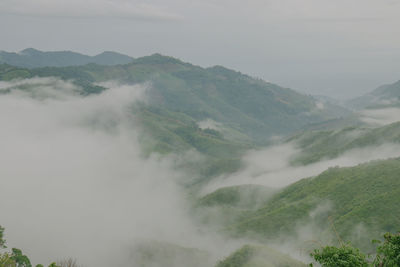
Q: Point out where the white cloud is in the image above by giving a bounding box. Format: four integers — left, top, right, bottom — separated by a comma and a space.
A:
0, 78, 238, 267
360, 107, 400, 125
197, 119, 221, 130
203, 142, 400, 192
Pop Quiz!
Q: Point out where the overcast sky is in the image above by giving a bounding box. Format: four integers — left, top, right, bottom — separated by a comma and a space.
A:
1, 0, 400, 99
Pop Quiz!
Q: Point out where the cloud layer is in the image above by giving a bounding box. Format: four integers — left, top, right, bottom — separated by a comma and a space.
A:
203, 142, 400, 192
360, 107, 400, 126
0, 78, 235, 267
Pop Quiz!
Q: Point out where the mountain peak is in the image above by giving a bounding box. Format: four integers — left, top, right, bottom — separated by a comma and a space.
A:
0, 49, 133, 67
134, 53, 184, 65
20, 48, 42, 55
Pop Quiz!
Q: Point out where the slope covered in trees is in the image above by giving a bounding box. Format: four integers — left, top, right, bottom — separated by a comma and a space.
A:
229, 158, 400, 249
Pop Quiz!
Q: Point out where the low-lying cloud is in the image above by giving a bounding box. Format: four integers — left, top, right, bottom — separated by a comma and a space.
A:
360, 107, 400, 126
203, 142, 400, 192
0, 78, 238, 267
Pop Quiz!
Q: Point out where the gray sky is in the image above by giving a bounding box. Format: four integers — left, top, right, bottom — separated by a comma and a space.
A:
1, 0, 400, 99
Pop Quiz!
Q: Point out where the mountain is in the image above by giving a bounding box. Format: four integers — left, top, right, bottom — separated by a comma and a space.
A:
347, 80, 400, 109
0, 53, 349, 145
227, 158, 400, 249
0, 48, 133, 68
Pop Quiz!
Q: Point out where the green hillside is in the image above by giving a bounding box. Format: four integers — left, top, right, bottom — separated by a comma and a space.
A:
347, 79, 400, 109
135, 104, 249, 183
230, 158, 400, 249
288, 122, 400, 165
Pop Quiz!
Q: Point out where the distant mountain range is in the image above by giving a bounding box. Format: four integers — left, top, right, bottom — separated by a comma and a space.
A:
0, 48, 134, 68
347, 79, 400, 109
0, 53, 348, 145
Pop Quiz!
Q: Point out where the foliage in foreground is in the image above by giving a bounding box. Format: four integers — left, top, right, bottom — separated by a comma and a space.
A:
310, 232, 400, 267
0, 226, 67, 267
310, 245, 369, 267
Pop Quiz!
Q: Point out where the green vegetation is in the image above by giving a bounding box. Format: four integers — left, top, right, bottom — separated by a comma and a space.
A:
1, 51, 399, 267
310, 232, 400, 266
310, 244, 369, 267
0, 227, 62, 267
135, 104, 249, 159
0, 227, 5, 249
229, 158, 400, 249
374, 232, 400, 266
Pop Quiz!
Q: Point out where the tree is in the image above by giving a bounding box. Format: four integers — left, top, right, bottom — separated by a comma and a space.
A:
10, 248, 31, 267
310, 232, 400, 267
374, 232, 400, 267
0, 253, 16, 267
0, 226, 62, 267
310, 244, 369, 267
0, 226, 6, 249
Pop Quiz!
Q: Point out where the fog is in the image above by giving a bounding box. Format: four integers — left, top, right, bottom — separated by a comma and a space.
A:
0, 78, 240, 267
203, 142, 400, 192
1, 77, 399, 266
360, 107, 400, 126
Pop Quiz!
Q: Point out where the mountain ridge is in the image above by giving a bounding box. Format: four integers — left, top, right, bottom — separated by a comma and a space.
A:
0, 54, 349, 144
0, 48, 134, 68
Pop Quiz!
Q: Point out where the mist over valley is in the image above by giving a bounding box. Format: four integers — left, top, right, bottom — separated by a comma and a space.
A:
1, 2, 400, 265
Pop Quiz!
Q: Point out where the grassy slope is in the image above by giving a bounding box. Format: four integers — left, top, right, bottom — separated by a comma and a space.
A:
288, 122, 400, 165
230, 158, 400, 248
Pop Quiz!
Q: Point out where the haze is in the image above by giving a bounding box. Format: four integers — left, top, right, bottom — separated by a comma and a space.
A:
1, 0, 400, 99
